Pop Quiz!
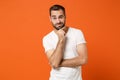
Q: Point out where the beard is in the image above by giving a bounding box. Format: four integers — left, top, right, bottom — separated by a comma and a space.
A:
52, 22, 65, 30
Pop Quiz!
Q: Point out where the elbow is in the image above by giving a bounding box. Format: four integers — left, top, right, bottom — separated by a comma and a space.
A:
49, 62, 60, 69
52, 63, 59, 69
82, 57, 88, 65
79, 57, 88, 65
49, 58, 62, 69
83, 59, 88, 65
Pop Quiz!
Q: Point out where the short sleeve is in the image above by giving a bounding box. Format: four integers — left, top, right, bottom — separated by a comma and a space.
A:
76, 30, 86, 45
42, 36, 54, 53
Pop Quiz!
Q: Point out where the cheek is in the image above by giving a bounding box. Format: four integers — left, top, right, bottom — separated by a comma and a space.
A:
61, 18, 65, 22
51, 20, 56, 24
61, 19, 65, 23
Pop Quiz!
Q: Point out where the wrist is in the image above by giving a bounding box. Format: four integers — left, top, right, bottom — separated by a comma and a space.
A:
58, 38, 65, 43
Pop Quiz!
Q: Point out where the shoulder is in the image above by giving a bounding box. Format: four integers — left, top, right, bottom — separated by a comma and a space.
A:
43, 31, 54, 41
69, 27, 83, 34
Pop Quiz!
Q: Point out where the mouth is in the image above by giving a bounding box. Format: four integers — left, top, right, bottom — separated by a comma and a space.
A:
56, 24, 63, 28
53, 22, 65, 30
56, 23, 63, 26
57, 23, 62, 25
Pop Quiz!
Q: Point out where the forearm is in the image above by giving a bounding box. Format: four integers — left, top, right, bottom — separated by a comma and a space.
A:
49, 39, 65, 68
60, 56, 87, 67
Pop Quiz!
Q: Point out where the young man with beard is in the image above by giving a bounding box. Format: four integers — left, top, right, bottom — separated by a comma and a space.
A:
42, 4, 88, 80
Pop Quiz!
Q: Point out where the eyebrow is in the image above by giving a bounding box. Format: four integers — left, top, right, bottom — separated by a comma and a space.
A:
51, 15, 64, 17
59, 15, 64, 17
51, 15, 56, 17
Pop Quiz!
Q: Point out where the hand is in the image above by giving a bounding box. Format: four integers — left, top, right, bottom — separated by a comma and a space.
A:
56, 29, 66, 41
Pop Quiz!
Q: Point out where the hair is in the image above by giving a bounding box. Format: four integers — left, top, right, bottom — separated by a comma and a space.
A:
49, 4, 66, 16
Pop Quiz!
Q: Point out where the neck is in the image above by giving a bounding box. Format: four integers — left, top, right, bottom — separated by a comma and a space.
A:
62, 26, 68, 33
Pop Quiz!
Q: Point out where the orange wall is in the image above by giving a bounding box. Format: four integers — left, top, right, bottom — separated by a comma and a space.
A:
0, 0, 120, 80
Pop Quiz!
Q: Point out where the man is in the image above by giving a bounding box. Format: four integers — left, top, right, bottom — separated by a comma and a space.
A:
42, 4, 88, 80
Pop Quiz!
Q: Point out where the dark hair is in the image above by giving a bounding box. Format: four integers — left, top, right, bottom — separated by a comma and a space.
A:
49, 4, 65, 16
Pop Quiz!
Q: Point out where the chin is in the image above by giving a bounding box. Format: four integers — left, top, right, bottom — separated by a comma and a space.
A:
53, 24, 65, 30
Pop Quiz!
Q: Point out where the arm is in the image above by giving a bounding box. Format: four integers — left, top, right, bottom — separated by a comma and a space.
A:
60, 43, 88, 67
46, 30, 66, 69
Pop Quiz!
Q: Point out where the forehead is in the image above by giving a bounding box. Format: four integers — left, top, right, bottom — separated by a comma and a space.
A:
51, 9, 64, 16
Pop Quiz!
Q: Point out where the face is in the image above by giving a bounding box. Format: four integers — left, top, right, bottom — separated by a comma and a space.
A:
50, 9, 66, 30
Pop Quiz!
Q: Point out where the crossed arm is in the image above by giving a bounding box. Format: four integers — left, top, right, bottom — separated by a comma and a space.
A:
47, 38, 65, 68
60, 43, 88, 67
46, 41, 88, 69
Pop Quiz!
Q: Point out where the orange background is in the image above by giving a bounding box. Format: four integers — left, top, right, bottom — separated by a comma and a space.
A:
0, 0, 120, 80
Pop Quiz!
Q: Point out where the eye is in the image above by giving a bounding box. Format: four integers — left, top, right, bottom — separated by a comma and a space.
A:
51, 17, 57, 20
59, 15, 64, 19
53, 17, 57, 19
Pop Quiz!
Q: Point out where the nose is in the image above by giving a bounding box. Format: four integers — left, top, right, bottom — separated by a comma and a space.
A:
56, 18, 61, 23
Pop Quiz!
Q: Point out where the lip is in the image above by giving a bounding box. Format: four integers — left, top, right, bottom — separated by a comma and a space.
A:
56, 24, 61, 27
56, 23, 62, 25
57, 24, 61, 25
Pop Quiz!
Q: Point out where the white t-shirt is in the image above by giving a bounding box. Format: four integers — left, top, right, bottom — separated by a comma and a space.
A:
42, 27, 86, 80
